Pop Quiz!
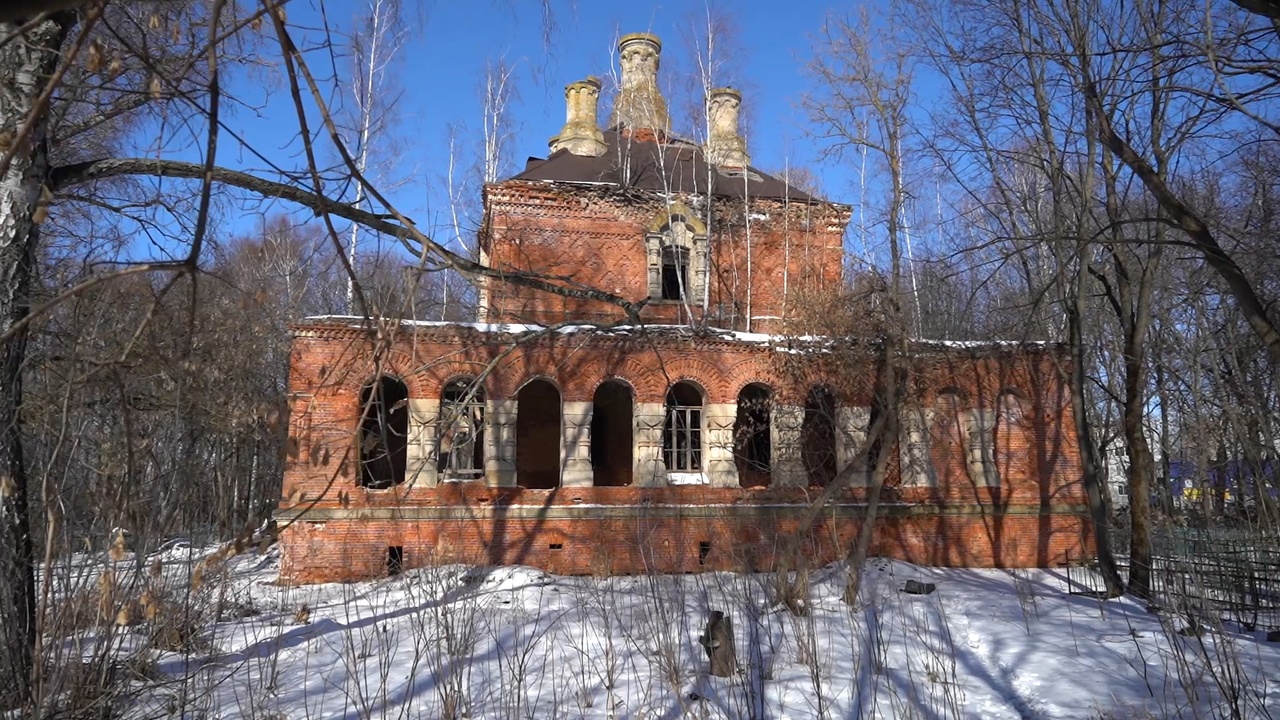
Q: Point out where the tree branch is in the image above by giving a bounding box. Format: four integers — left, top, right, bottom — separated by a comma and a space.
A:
48, 156, 646, 316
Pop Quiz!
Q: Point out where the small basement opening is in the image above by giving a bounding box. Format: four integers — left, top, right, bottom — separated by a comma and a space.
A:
591, 380, 633, 486
698, 541, 712, 566
516, 379, 562, 489
386, 546, 404, 576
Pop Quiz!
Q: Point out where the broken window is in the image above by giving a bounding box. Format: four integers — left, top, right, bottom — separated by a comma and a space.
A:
358, 376, 409, 489
592, 380, 634, 486
439, 379, 485, 479
801, 385, 837, 487
664, 382, 703, 472
661, 245, 689, 300
516, 379, 561, 489
734, 383, 772, 488
646, 204, 706, 304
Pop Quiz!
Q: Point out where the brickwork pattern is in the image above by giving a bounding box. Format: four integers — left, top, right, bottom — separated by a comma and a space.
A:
279, 323, 1094, 582
481, 182, 849, 330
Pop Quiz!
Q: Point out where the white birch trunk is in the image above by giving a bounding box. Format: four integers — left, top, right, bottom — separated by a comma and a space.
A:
0, 15, 69, 706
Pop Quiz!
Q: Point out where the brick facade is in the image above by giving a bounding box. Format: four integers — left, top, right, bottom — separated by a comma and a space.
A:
277, 323, 1094, 583
480, 183, 847, 331
274, 32, 1095, 583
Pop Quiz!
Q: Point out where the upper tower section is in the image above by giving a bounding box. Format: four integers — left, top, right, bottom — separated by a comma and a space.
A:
479, 33, 852, 331
609, 33, 670, 137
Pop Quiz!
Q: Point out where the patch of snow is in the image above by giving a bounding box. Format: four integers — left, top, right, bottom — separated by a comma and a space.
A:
95, 550, 1280, 719
666, 472, 709, 485
302, 316, 1056, 350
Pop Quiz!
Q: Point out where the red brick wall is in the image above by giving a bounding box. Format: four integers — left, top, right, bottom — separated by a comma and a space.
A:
277, 322, 1095, 582
481, 181, 849, 329
279, 511, 1095, 583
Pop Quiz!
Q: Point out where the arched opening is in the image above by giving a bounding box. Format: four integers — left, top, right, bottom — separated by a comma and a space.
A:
801, 385, 837, 487
516, 379, 561, 489
439, 379, 485, 480
592, 380, 633, 486
661, 245, 690, 301
664, 381, 704, 474
734, 383, 772, 488
358, 376, 409, 489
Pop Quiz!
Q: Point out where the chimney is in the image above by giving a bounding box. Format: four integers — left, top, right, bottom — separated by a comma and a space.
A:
706, 87, 750, 168
549, 77, 606, 157
609, 33, 670, 137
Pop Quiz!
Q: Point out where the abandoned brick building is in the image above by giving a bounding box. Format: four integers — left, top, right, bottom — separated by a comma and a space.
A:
276, 33, 1094, 583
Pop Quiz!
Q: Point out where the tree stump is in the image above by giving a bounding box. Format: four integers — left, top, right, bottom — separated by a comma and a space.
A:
699, 610, 738, 677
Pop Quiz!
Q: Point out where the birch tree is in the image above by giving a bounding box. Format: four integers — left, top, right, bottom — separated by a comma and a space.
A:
343, 0, 410, 313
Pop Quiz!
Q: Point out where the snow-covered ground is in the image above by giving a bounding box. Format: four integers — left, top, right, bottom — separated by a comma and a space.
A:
96, 546, 1280, 718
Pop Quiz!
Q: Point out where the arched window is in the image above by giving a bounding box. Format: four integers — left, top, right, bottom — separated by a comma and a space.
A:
439, 379, 485, 479
802, 385, 837, 486
999, 390, 1026, 427
646, 204, 707, 304
734, 383, 772, 488
661, 245, 690, 300
592, 380, 634, 486
664, 382, 703, 473
359, 376, 409, 489
516, 379, 561, 489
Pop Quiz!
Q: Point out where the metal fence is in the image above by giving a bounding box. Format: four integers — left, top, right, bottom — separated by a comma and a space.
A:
1066, 525, 1280, 631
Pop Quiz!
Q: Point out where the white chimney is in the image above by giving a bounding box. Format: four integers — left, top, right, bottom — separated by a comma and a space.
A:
549, 77, 606, 157
706, 87, 750, 168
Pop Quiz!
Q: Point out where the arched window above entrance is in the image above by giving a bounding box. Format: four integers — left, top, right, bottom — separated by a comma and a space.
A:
645, 203, 708, 305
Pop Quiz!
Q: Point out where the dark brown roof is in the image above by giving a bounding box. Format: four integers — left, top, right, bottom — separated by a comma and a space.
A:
512, 131, 819, 202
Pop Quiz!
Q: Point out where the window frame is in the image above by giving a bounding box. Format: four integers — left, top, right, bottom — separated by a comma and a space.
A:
438, 378, 486, 480
664, 382, 704, 473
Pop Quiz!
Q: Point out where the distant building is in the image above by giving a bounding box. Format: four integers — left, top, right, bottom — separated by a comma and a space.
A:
276, 34, 1094, 582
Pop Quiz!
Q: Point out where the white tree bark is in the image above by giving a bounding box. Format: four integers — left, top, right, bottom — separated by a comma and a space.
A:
0, 14, 70, 706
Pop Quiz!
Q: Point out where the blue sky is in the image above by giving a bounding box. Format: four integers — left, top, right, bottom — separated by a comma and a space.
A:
214, 0, 874, 256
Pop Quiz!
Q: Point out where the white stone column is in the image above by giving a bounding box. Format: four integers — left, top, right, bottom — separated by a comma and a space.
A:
771, 404, 806, 487
406, 398, 440, 487
704, 403, 739, 487
633, 402, 667, 487
562, 401, 594, 487
836, 406, 872, 486
485, 399, 518, 487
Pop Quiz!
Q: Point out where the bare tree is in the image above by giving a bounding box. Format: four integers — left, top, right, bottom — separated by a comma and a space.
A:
343, 0, 410, 314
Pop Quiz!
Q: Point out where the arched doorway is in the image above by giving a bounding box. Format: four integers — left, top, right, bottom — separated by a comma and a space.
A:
358, 376, 409, 489
802, 385, 837, 487
592, 380, 633, 486
516, 379, 561, 489
734, 383, 772, 488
